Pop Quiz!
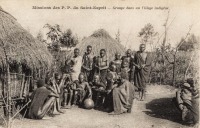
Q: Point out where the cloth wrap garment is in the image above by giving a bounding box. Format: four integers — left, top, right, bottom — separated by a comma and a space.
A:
133, 51, 151, 90
113, 80, 135, 114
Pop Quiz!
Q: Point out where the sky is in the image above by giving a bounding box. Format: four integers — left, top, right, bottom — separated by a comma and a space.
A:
1, 0, 200, 51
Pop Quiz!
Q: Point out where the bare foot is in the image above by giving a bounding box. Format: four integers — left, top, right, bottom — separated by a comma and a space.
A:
52, 112, 61, 115
62, 105, 72, 109
58, 110, 65, 113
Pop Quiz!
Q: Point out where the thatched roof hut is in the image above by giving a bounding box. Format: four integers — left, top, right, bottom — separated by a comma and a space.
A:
67, 29, 126, 60
0, 7, 52, 71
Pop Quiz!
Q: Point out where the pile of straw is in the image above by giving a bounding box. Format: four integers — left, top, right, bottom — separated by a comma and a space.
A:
67, 29, 126, 60
0, 6, 52, 71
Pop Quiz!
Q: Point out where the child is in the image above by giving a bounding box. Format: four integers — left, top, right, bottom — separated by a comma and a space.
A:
90, 74, 106, 108
62, 74, 74, 109
72, 73, 92, 106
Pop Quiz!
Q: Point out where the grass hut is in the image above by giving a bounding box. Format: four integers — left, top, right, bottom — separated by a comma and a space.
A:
0, 6, 52, 101
0, 6, 52, 74
67, 29, 126, 61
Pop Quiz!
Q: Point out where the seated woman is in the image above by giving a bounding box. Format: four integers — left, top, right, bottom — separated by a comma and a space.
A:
109, 72, 135, 115
90, 74, 106, 108
28, 79, 59, 119
72, 73, 92, 107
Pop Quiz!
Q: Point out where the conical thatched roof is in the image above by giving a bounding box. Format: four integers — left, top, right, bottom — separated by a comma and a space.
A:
0, 7, 52, 71
67, 29, 126, 60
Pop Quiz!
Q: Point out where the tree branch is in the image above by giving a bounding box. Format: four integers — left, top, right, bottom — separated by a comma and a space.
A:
176, 25, 193, 52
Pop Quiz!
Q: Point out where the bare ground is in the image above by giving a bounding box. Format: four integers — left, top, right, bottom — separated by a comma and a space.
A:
2, 85, 199, 128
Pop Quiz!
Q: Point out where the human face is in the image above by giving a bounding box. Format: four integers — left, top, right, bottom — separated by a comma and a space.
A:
74, 49, 80, 57
118, 75, 125, 83
120, 78, 125, 83
115, 53, 121, 60
55, 75, 61, 82
126, 50, 131, 57
140, 45, 146, 52
100, 50, 105, 57
94, 75, 99, 83
122, 60, 128, 66
110, 65, 116, 72
87, 47, 92, 54
79, 75, 84, 82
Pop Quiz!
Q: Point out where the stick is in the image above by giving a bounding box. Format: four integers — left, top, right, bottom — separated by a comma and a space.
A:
184, 52, 194, 80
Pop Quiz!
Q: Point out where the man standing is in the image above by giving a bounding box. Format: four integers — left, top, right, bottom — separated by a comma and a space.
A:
70, 48, 82, 82
133, 44, 151, 101
81, 45, 93, 82
94, 49, 109, 85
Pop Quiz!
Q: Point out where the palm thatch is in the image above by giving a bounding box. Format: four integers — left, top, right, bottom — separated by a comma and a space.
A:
0, 6, 52, 71
67, 29, 126, 60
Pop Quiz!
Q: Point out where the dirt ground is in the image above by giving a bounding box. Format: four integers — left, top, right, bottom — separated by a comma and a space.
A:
2, 85, 199, 128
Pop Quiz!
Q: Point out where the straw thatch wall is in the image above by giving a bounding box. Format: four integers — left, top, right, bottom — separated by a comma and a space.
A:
0, 7, 52, 71
67, 29, 126, 61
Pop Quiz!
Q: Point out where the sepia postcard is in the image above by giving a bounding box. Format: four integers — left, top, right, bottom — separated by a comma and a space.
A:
0, 0, 199, 128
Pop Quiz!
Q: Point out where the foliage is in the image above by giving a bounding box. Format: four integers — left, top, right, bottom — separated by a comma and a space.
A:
178, 34, 199, 51
59, 29, 79, 48
138, 23, 158, 47
44, 24, 62, 42
44, 25, 79, 73
150, 44, 199, 85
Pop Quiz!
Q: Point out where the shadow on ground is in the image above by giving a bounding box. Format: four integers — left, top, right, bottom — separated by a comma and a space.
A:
143, 98, 182, 123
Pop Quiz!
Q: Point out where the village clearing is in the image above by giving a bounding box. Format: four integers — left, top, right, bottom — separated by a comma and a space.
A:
8, 85, 197, 128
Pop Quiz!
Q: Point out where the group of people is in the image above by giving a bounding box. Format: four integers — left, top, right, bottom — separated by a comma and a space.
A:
27, 44, 152, 119
26, 43, 199, 126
